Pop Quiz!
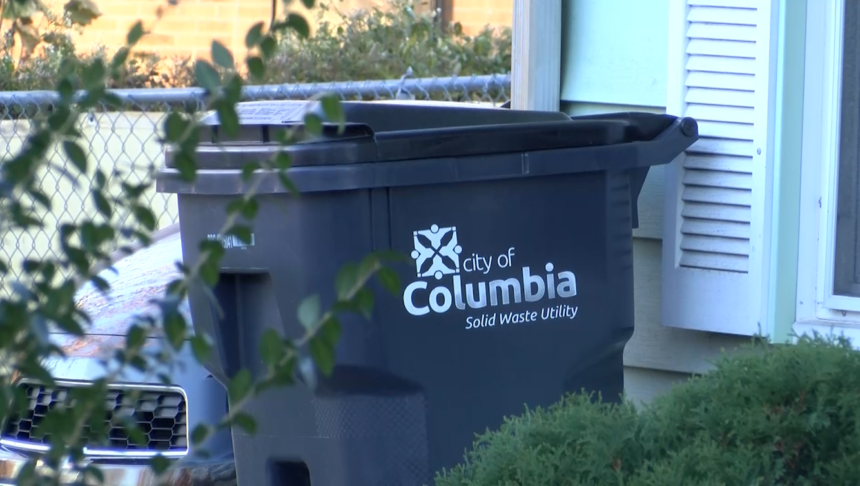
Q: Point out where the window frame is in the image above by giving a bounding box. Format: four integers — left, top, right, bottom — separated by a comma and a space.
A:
796, 0, 860, 331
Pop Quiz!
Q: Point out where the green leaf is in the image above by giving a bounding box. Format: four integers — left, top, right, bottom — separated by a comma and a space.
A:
216, 101, 240, 138
335, 263, 358, 300
297, 295, 321, 330
246, 56, 265, 81
227, 368, 253, 403
199, 239, 225, 267
245, 22, 265, 48
126, 20, 145, 45
358, 253, 381, 279
129, 354, 148, 372
190, 424, 211, 446
103, 92, 124, 109
319, 93, 345, 130
319, 316, 342, 347
164, 112, 188, 143
81, 58, 107, 87
110, 46, 130, 72
64, 0, 101, 26
278, 171, 299, 195
81, 58, 106, 88
200, 259, 221, 287
149, 455, 171, 475
352, 287, 374, 320
227, 224, 253, 244
260, 35, 277, 60
301, 0, 315, 7
210, 40, 235, 69
275, 151, 291, 169
49, 104, 72, 130
373, 249, 407, 263
90, 275, 110, 293
81, 226, 106, 249
241, 161, 261, 182
240, 198, 259, 219
277, 13, 310, 39
120, 181, 152, 200
174, 150, 197, 182
309, 334, 336, 375
259, 329, 285, 367
124, 417, 148, 446
62, 140, 88, 174
231, 412, 258, 434
190, 335, 211, 363
304, 113, 323, 137
126, 324, 146, 350
223, 74, 243, 104
194, 59, 221, 90
133, 206, 157, 231
95, 168, 108, 188
377, 267, 401, 295
92, 191, 113, 219
163, 310, 187, 351
226, 199, 243, 216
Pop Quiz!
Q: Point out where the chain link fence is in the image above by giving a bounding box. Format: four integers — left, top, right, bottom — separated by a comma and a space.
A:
0, 74, 511, 286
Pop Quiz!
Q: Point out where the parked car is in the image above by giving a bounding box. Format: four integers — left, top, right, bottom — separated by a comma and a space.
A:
0, 224, 234, 485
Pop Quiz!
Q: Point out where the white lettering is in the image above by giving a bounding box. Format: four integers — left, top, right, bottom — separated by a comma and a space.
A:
499, 310, 539, 324
540, 304, 578, 321
489, 278, 522, 306
429, 286, 452, 313
546, 263, 555, 299
523, 266, 545, 302
464, 254, 494, 274
481, 255, 493, 274
401, 260, 578, 316
453, 275, 467, 310
466, 282, 487, 308
404, 281, 429, 316
465, 314, 496, 329
556, 271, 577, 298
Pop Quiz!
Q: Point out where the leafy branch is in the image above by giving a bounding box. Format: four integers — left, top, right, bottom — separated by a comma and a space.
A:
0, 0, 404, 484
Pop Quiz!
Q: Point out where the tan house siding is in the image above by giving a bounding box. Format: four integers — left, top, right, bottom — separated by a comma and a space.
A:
54, 0, 511, 60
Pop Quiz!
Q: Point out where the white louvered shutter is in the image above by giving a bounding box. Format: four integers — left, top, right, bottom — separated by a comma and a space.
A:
662, 0, 776, 335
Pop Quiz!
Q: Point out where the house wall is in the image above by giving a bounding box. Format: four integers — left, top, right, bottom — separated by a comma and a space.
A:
40, 0, 510, 61
560, 0, 751, 406
451, 0, 512, 35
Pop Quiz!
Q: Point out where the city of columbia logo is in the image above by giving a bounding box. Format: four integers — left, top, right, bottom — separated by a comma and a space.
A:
402, 224, 579, 327
411, 224, 463, 280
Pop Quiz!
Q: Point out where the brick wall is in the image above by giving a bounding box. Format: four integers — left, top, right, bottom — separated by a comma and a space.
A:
67, 0, 388, 60
452, 0, 512, 35
51, 0, 511, 60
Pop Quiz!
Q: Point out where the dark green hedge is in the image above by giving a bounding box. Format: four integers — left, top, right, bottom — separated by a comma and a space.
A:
0, 0, 511, 92
435, 334, 860, 486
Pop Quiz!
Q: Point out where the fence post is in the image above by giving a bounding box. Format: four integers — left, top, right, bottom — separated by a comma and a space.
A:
511, 0, 562, 112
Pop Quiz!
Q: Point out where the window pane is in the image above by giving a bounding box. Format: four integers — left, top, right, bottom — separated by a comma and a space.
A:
834, 0, 860, 296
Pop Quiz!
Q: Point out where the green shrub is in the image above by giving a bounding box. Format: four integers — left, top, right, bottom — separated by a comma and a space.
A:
263, 0, 511, 83
0, 0, 510, 92
435, 334, 860, 486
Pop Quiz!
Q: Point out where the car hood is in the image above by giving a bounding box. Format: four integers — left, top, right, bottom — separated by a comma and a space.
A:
69, 225, 192, 338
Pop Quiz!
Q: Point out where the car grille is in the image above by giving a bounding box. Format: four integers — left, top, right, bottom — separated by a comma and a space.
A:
1, 383, 188, 455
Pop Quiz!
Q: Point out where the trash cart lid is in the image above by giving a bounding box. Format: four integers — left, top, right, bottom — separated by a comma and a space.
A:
166, 100, 683, 170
